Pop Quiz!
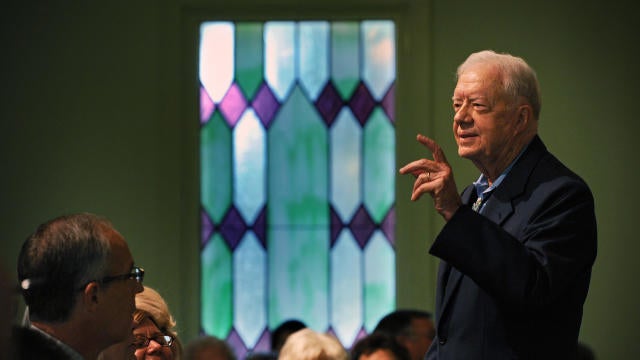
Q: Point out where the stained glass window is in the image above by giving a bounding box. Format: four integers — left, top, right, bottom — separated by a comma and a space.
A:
199, 20, 396, 358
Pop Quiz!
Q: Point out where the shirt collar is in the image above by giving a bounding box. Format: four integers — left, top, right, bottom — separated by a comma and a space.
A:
473, 142, 530, 200
30, 324, 86, 360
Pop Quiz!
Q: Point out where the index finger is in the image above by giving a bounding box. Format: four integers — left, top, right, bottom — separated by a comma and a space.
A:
416, 134, 449, 164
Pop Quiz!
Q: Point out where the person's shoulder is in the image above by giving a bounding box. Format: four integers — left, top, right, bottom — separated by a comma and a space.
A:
11, 326, 72, 360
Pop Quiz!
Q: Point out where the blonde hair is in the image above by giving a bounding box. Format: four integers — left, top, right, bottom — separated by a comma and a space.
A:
134, 286, 183, 359
278, 328, 347, 360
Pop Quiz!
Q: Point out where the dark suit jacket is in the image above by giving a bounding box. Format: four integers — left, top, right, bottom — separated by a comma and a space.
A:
11, 325, 79, 360
425, 136, 597, 360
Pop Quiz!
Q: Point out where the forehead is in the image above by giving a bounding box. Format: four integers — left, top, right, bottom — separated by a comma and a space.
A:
104, 227, 134, 272
453, 64, 501, 98
133, 317, 162, 335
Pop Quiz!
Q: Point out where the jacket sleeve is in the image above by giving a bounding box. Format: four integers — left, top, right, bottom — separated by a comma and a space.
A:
429, 176, 597, 312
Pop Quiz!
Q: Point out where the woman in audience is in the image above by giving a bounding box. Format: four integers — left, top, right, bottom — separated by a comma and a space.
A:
100, 286, 182, 360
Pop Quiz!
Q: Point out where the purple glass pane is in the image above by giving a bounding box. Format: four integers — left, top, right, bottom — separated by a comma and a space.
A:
348, 82, 376, 126
329, 205, 343, 248
349, 206, 376, 249
253, 206, 267, 249
354, 326, 368, 343
315, 81, 343, 127
227, 328, 249, 360
220, 206, 247, 251
251, 327, 271, 353
220, 82, 248, 127
380, 206, 395, 247
381, 82, 395, 123
201, 207, 215, 249
200, 85, 216, 125
252, 82, 280, 129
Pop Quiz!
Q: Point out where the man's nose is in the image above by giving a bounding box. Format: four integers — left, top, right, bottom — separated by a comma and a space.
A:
454, 103, 471, 123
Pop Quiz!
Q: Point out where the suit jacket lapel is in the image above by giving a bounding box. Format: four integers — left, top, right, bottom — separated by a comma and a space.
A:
481, 135, 547, 226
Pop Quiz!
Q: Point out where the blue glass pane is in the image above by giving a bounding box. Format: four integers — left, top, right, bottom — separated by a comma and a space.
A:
234, 109, 266, 224
200, 22, 235, 102
330, 109, 361, 222
299, 21, 329, 101
234, 232, 267, 348
331, 22, 360, 100
331, 230, 363, 346
362, 21, 396, 100
363, 108, 395, 223
267, 86, 329, 331
201, 112, 232, 223
264, 22, 296, 102
363, 231, 395, 332
202, 234, 233, 337
236, 23, 263, 99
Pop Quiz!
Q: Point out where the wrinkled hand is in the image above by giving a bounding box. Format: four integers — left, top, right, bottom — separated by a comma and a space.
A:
399, 134, 462, 221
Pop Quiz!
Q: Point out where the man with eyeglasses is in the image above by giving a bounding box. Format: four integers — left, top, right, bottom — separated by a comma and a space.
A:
12, 212, 144, 360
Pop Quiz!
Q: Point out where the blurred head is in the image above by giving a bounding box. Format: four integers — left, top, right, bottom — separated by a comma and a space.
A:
271, 319, 307, 352
350, 333, 410, 360
373, 310, 434, 360
183, 335, 236, 360
452, 50, 540, 175
278, 328, 347, 360
17, 213, 143, 351
133, 286, 182, 360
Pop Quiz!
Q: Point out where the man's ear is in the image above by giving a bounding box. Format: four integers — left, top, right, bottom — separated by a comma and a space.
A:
516, 104, 533, 130
80, 282, 100, 313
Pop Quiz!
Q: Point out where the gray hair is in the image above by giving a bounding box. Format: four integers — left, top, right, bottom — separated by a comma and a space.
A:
457, 50, 542, 119
18, 213, 113, 322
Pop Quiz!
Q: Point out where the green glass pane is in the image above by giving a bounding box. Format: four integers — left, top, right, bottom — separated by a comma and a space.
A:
363, 231, 395, 332
363, 108, 395, 223
236, 23, 263, 99
201, 112, 232, 223
267, 86, 329, 331
201, 233, 233, 337
331, 22, 359, 100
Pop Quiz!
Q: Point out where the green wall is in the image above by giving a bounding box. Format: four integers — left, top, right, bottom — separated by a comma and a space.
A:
1, 1, 637, 358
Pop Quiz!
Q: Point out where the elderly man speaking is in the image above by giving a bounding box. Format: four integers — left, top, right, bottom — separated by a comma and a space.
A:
400, 50, 597, 359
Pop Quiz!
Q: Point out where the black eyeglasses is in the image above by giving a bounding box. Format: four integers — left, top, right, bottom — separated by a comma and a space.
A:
75, 266, 144, 292
99, 266, 144, 285
133, 334, 174, 349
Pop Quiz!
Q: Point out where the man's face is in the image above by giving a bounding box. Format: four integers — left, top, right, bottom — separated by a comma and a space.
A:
452, 64, 521, 167
401, 318, 435, 360
99, 228, 144, 347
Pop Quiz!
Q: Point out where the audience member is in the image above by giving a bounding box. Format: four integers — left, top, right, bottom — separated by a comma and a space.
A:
372, 310, 434, 360
12, 213, 144, 360
1, 263, 16, 357
100, 285, 182, 360
245, 352, 277, 360
350, 333, 410, 360
278, 328, 347, 360
183, 335, 236, 360
576, 342, 596, 360
271, 319, 307, 354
